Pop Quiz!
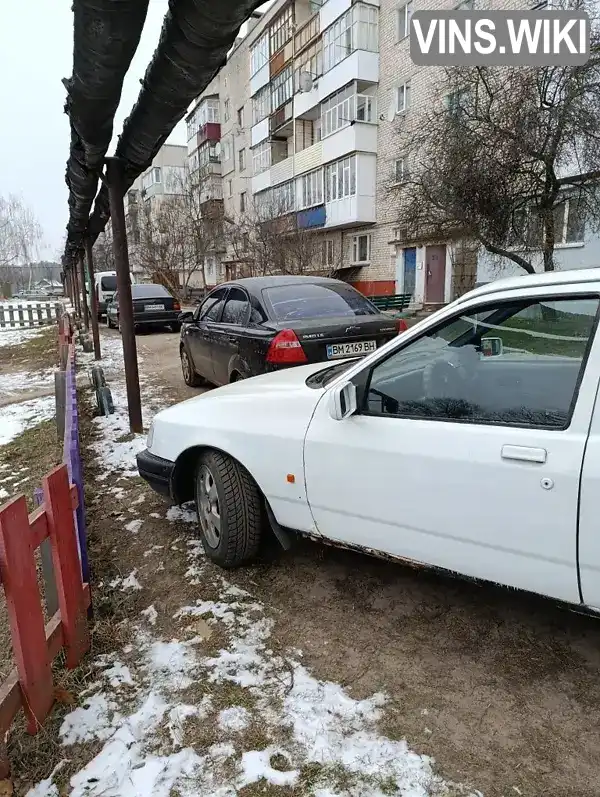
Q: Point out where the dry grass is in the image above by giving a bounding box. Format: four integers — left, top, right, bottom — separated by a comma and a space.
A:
0, 327, 58, 373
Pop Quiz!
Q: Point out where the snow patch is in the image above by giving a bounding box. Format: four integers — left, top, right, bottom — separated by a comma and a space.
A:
141, 605, 158, 625
218, 705, 251, 732
60, 693, 119, 745
126, 518, 143, 533
0, 395, 55, 446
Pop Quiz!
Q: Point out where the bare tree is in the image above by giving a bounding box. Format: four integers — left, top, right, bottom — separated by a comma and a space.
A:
225, 194, 339, 279
0, 195, 43, 288
92, 231, 116, 273
395, 19, 600, 275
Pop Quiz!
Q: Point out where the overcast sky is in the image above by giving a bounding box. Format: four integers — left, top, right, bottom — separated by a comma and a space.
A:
0, 0, 187, 261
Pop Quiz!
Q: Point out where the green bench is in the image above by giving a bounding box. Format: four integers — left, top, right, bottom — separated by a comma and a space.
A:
368, 293, 412, 312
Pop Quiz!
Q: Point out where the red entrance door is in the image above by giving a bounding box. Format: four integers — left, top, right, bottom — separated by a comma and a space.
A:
425, 245, 446, 304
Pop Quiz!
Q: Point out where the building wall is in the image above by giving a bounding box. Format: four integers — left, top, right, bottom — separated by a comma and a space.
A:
478, 234, 600, 283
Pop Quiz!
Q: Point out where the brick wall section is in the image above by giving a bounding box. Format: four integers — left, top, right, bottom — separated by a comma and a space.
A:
363, 0, 526, 298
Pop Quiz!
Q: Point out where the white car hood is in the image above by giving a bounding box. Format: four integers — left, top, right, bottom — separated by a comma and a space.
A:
149, 361, 342, 462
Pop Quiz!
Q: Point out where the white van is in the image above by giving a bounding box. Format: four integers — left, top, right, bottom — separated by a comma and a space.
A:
92, 271, 135, 319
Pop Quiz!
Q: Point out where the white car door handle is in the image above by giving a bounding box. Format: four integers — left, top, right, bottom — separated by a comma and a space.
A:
501, 445, 547, 464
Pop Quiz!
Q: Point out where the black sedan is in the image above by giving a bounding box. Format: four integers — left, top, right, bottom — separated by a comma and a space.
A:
107, 283, 181, 332
178, 275, 406, 387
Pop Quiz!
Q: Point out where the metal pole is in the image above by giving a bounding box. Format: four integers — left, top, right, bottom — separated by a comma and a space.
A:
85, 238, 102, 360
72, 264, 81, 318
78, 252, 90, 331
106, 157, 143, 433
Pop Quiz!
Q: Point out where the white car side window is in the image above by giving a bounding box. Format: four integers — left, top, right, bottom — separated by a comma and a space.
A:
365, 297, 599, 430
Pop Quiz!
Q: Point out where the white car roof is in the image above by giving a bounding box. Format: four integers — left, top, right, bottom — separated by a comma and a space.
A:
456, 268, 600, 304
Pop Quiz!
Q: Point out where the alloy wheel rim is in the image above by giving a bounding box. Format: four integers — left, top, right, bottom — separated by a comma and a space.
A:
198, 464, 220, 548
181, 351, 190, 381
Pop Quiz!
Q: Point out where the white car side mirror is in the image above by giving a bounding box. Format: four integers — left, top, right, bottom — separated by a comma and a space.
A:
329, 381, 357, 421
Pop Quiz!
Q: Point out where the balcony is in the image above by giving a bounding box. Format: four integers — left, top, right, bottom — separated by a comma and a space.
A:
322, 120, 377, 163
269, 101, 294, 136
320, 0, 380, 31
196, 122, 221, 147
294, 13, 319, 54
251, 118, 270, 147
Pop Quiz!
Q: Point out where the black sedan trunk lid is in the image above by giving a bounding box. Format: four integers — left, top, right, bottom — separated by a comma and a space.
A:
269, 315, 398, 363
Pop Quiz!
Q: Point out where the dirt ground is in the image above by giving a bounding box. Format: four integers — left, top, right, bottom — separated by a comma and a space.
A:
106, 327, 600, 797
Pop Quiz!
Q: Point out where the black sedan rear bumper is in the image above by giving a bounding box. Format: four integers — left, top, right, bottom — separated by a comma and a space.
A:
133, 311, 179, 326
137, 449, 175, 498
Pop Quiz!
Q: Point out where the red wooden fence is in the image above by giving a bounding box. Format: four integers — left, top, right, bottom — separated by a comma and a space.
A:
0, 464, 90, 777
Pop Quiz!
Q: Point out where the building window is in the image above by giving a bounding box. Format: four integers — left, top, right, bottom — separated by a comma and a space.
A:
272, 180, 295, 215
299, 169, 323, 210
293, 39, 323, 92
186, 98, 220, 140
271, 66, 293, 113
227, 180, 233, 197
323, 4, 378, 73
322, 238, 335, 267
196, 142, 220, 169
270, 5, 294, 55
224, 98, 231, 122
250, 31, 269, 75
446, 88, 470, 116
252, 141, 272, 175
396, 81, 411, 113
238, 148, 246, 171
510, 195, 586, 248
393, 157, 408, 183
324, 155, 357, 202
221, 139, 232, 162
321, 85, 376, 138
396, 1, 413, 41
240, 192, 246, 213
252, 86, 270, 126
153, 167, 162, 183
237, 107, 244, 127
352, 233, 371, 263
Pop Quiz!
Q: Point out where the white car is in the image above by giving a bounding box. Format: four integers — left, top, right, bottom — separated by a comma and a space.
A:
138, 269, 600, 612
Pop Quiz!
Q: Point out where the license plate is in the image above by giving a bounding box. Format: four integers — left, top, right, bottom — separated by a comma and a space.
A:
326, 340, 377, 359
144, 303, 165, 312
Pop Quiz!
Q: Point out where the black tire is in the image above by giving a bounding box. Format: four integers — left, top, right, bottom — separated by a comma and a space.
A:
97, 385, 115, 416
181, 345, 203, 387
194, 451, 263, 568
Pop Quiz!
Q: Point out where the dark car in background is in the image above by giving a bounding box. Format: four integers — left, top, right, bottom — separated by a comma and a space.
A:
178, 275, 406, 387
107, 283, 181, 332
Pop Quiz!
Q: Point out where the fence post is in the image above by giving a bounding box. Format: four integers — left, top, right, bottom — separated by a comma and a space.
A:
34, 488, 59, 619
43, 466, 89, 669
54, 371, 67, 443
0, 496, 54, 733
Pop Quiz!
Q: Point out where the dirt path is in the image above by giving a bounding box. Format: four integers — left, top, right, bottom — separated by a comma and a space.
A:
105, 326, 600, 797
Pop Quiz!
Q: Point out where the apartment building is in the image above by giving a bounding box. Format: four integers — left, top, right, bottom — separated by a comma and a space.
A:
185, 0, 600, 305
116, 144, 190, 283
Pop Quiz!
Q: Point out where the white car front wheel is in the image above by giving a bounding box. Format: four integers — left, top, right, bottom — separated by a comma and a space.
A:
194, 451, 263, 568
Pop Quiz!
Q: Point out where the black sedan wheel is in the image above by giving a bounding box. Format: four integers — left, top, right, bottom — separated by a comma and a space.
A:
181, 346, 203, 387
194, 451, 263, 568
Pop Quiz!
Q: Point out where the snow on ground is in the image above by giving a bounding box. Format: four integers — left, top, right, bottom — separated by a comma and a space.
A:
28, 528, 476, 797
0, 368, 55, 397
0, 395, 55, 446
0, 326, 45, 347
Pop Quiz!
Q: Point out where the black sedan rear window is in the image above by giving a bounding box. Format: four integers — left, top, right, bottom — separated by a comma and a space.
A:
264, 283, 378, 321
132, 284, 171, 298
